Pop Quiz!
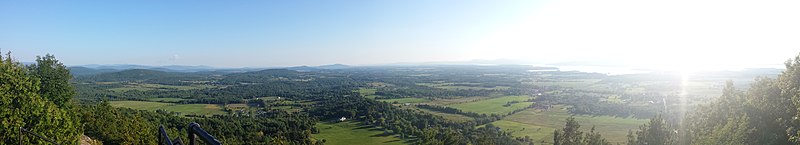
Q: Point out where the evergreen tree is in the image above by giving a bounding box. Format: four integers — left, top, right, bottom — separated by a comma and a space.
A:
584, 126, 610, 145
628, 114, 671, 145
554, 117, 583, 145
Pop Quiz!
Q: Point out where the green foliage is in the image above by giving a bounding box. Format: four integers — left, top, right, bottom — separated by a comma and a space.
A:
681, 55, 800, 145
553, 117, 612, 145
0, 52, 81, 144
80, 102, 155, 144
28, 54, 75, 108
81, 101, 322, 144
555, 117, 583, 145
693, 115, 751, 145
628, 114, 671, 145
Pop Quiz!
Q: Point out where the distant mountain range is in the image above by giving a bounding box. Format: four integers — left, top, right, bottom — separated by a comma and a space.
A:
67, 64, 353, 76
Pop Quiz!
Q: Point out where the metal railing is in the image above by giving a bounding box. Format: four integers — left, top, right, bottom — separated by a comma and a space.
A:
159, 122, 222, 145
19, 127, 61, 145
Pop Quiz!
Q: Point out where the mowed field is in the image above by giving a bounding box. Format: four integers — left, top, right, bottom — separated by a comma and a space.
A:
490, 105, 647, 144
110, 101, 226, 116
403, 106, 474, 122
447, 95, 533, 115
378, 98, 430, 104
314, 121, 409, 145
146, 97, 189, 102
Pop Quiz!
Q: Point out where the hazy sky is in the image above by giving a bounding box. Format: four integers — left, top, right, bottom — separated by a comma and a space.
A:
1, 0, 799, 70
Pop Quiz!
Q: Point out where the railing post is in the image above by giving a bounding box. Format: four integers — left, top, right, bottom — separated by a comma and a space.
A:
188, 123, 196, 145
159, 125, 174, 145
19, 127, 22, 145
186, 122, 221, 145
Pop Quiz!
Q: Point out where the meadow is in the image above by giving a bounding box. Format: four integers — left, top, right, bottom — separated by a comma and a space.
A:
146, 97, 189, 102
109, 101, 226, 116
404, 106, 474, 122
378, 98, 430, 104
314, 121, 409, 145
447, 95, 533, 115
491, 105, 647, 144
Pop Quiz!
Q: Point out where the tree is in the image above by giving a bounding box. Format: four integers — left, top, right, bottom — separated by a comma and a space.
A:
628, 114, 671, 145
28, 54, 75, 108
0, 52, 81, 144
554, 117, 583, 145
584, 126, 611, 145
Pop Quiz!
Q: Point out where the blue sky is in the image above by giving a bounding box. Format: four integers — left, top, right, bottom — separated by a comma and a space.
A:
2, 0, 799, 70
1, 0, 541, 67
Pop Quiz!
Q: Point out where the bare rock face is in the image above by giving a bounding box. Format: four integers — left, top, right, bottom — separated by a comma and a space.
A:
80, 134, 103, 145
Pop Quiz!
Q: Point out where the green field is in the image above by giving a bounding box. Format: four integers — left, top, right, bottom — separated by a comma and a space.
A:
314, 121, 409, 145
492, 106, 647, 144
378, 98, 430, 104
358, 88, 384, 99
488, 120, 555, 144
407, 106, 474, 122
146, 98, 189, 102
357, 88, 377, 96
428, 96, 490, 105
447, 95, 533, 115
110, 101, 226, 116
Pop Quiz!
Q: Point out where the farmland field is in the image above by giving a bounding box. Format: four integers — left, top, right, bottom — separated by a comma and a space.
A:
447, 95, 533, 115
407, 106, 474, 122
110, 101, 226, 116
314, 121, 409, 145
147, 97, 189, 102
378, 98, 430, 104
491, 105, 647, 144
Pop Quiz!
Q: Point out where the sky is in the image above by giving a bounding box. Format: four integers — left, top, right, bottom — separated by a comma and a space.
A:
1, 0, 799, 70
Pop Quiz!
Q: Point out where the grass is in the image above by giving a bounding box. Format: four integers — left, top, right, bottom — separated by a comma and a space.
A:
494, 106, 647, 144
357, 88, 386, 99
146, 98, 189, 103
225, 103, 249, 109
357, 88, 377, 96
488, 120, 555, 144
412, 107, 474, 122
110, 101, 226, 116
428, 96, 490, 105
314, 121, 409, 145
447, 95, 533, 115
377, 98, 430, 104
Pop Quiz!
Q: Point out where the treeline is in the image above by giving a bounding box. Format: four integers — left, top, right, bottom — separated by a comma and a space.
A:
80, 102, 321, 144
416, 104, 484, 118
